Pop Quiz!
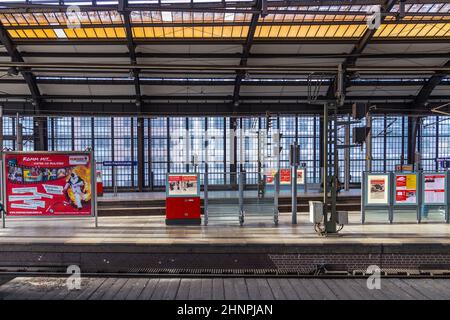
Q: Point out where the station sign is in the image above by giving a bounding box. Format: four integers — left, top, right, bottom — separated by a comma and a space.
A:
102, 161, 137, 166
3, 152, 93, 216
437, 158, 450, 169
395, 164, 414, 172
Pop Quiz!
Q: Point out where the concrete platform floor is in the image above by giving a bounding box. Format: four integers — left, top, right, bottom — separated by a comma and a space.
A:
0, 212, 448, 246
1, 276, 449, 300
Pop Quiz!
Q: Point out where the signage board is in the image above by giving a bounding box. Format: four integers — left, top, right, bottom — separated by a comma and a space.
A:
366, 174, 390, 205
395, 174, 418, 204
102, 161, 137, 166
166, 173, 200, 197
3, 152, 93, 216
395, 164, 414, 172
423, 173, 446, 204
266, 169, 305, 185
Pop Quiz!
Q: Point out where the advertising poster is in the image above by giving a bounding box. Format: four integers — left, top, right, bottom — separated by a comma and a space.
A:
167, 174, 199, 197
266, 169, 305, 185
367, 174, 389, 205
395, 174, 417, 204
423, 174, 446, 204
4, 153, 92, 216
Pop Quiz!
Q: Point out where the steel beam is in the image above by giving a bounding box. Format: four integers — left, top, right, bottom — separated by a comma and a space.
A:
233, 0, 261, 106
414, 59, 450, 108
0, 0, 445, 13
407, 58, 450, 165
12, 38, 450, 46
5, 18, 450, 30
0, 100, 444, 117
0, 21, 48, 150
2, 77, 449, 87
119, 0, 141, 108
2, 94, 450, 102
326, 0, 398, 99
6, 51, 450, 60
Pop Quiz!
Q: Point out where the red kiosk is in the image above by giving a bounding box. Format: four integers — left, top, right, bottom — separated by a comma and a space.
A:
165, 173, 201, 225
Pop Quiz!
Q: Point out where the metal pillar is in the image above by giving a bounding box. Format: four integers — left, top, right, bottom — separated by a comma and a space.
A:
137, 117, 145, 191
204, 127, 208, 225
33, 117, 48, 151
230, 117, 237, 186
319, 117, 324, 191
344, 114, 351, 191
323, 103, 338, 234
91, 153, 98, 228
16, 114, 23, 151
112, 166, 117, 196
291, 141, 299, 225
185, 118, 190, 172
0, 105, 3, 150
323, 104, 329, 224
239, 118, 244, 173
408, 117, 420, 169
365, 113, 372, 172
238, 171, 244, 226
329, 106, 339, 233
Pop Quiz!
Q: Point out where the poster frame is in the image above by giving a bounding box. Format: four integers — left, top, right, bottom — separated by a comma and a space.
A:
361, 172, 393, 224
422, 172, 447, 205
421, 171, 449, 223
392, 172, 420, 223
364, 173, 391, 207
166, 172, 200, 198
266, 168, 306, 186
393, 172, 419, 206
1, 150, 97, 227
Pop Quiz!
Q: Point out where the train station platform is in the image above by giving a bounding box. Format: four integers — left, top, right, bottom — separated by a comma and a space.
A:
0, 212, 449, 276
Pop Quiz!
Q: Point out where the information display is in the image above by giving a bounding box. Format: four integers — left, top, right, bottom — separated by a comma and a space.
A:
266, 169, 305, 185
423, 174, 446, 204
166, 174, 199, 197
3, 152, 93, 216
366, 174, 390, 205
395, 174, 417, 204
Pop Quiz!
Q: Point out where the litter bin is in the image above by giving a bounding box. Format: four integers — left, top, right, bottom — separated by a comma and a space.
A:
309, 201, 323, 223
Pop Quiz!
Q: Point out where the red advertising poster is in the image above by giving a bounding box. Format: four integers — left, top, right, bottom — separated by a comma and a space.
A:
4, 153, 93, 216
395, 174, 417, 204
280, 169, 291, 185
266, 169, 305, 185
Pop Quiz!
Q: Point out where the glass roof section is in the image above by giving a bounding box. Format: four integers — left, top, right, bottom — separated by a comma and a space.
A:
0, 1, 448, 40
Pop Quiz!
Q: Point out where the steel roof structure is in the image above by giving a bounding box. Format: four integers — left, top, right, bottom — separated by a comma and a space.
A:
0, 0, 448, 116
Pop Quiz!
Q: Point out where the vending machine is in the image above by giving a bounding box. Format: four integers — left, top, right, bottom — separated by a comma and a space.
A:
165, 173, 201, 225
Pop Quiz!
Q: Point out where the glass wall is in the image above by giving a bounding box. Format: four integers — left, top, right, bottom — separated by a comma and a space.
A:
420, 116, 450, 171
371, 116, 408, 172
2, 114, 449, 190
